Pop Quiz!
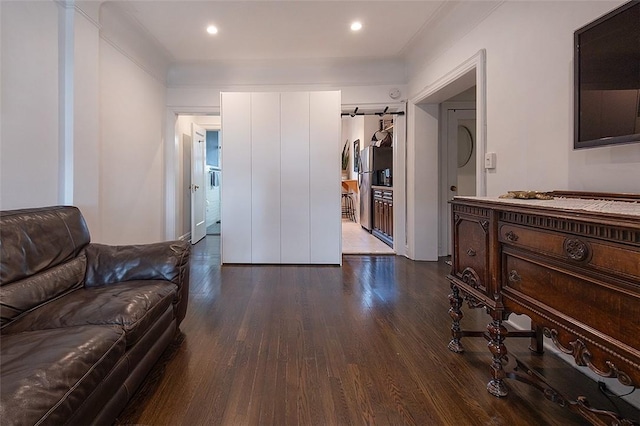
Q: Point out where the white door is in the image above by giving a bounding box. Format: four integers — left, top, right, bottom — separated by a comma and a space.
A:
191, 123, 207, 244
444, 109, 476, 255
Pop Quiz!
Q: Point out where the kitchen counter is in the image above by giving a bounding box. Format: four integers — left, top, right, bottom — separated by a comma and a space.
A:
341, 179, 358, 193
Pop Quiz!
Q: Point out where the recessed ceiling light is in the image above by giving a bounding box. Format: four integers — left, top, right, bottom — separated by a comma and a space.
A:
206, 25, 218, 35
350, 21, 362, 31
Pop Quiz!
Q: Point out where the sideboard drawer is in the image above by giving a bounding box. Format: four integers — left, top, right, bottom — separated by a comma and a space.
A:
502, 250, 640, 352
499, 223, 640, 282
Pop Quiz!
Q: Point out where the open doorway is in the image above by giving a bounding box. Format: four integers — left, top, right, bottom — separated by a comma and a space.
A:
340, 108, 403, 255
175, 115, 221, 247
439, 87, 477, 257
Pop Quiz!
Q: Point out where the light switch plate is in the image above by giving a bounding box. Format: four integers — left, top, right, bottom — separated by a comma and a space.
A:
484, 152, 496, 169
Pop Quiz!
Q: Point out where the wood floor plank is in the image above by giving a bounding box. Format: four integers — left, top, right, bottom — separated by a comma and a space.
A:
115, 237, 639, 425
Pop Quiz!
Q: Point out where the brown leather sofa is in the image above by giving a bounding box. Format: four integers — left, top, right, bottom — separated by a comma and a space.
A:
0, 206, 190, 425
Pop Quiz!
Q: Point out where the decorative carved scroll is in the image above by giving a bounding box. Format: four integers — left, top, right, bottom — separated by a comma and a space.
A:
509, 358, 636, 426
543, 328, 635, 387
461, 267, 482, 291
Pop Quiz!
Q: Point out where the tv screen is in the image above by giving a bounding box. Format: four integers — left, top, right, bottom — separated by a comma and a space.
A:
574, 1, 640, 149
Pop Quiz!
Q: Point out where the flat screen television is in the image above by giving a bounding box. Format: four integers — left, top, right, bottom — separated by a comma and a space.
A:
574, 1, 640, 149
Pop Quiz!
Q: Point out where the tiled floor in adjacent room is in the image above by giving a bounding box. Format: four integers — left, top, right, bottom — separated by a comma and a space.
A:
197, 220, 394, 257
341, 218, 394, 255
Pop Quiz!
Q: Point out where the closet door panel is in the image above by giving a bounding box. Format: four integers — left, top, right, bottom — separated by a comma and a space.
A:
250, 93, 281, 263
221, 92, 252, 263
309, 91, 341, 264
280, 92, 310, 263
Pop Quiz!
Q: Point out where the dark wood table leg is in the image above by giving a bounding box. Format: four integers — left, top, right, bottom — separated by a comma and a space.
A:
487, 316, 509, 397
448, 283, 465, 353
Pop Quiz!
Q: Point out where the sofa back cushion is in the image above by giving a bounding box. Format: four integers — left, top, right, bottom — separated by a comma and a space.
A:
0, 206, 90, 326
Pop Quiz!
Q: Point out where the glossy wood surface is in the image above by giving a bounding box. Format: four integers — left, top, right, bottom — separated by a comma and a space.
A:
116, 236, 638, 425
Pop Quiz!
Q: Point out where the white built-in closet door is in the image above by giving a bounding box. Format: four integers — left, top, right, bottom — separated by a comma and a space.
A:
221, 92, 252, 263
251, 93, 281, 263
280, 92, 310, 263
221, 91, 341, 264
310, 91, 341, 264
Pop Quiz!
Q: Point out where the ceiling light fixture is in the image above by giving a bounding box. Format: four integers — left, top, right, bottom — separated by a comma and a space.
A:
350, 21, 362, 31
206, 25, 218, 35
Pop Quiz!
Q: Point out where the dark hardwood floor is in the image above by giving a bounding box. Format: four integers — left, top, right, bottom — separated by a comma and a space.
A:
116, 236, 638, 425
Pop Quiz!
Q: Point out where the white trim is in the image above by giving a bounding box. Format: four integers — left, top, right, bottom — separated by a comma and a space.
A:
74, 4, 100, 29
99, 34, 166, 85
58, 1, 74, 205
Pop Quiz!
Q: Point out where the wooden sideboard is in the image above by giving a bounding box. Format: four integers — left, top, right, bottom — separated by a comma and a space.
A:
447, 192, 640, 425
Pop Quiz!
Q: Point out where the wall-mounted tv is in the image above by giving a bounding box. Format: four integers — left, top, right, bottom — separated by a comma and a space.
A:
574, 1, 640, 149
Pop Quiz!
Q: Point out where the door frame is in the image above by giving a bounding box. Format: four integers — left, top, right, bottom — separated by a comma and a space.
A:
164, 107, 220, 241
406, 49, 487, 260
340, 102, 407, 257
190, 123, 207, 244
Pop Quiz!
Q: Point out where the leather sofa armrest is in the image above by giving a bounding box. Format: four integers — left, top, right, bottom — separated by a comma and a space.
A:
83, 240, 191, 324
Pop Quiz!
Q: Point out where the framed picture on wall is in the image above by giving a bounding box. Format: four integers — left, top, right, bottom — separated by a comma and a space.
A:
353, 139, 360, 172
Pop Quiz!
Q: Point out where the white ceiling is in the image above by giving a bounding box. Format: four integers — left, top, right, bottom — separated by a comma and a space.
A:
108, 1, 451, 63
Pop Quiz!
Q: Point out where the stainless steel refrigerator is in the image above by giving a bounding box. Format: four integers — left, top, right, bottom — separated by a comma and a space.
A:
358, 146, 392, 231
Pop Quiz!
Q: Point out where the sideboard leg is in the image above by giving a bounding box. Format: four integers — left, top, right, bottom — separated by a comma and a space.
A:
448, 284, 465, 353
487, 318, 509, 397
529, 321, 544, 354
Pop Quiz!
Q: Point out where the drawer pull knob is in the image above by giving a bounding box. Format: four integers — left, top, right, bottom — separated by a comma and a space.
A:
466, 248, 476, 257
505, 231, 519, 242
508, 270, 522, 283
564, 238, 589, 262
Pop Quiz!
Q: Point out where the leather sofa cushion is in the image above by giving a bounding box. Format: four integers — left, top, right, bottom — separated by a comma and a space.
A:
0, 325, 125, 426
0, 206, 90, 285
2, 281, 177, 347
0, 255, 86, 327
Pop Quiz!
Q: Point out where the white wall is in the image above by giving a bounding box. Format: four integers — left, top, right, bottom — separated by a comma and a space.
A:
1, 1, 171, 245
407, 1, 639, 197
96, 1, 171, 244
99, 39, 166, 244
1, 1, 60, 209
363, 115, 380, 148
341, 116, 364, 181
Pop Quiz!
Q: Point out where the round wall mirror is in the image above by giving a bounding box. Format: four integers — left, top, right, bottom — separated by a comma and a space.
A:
457, 125, 474, 168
